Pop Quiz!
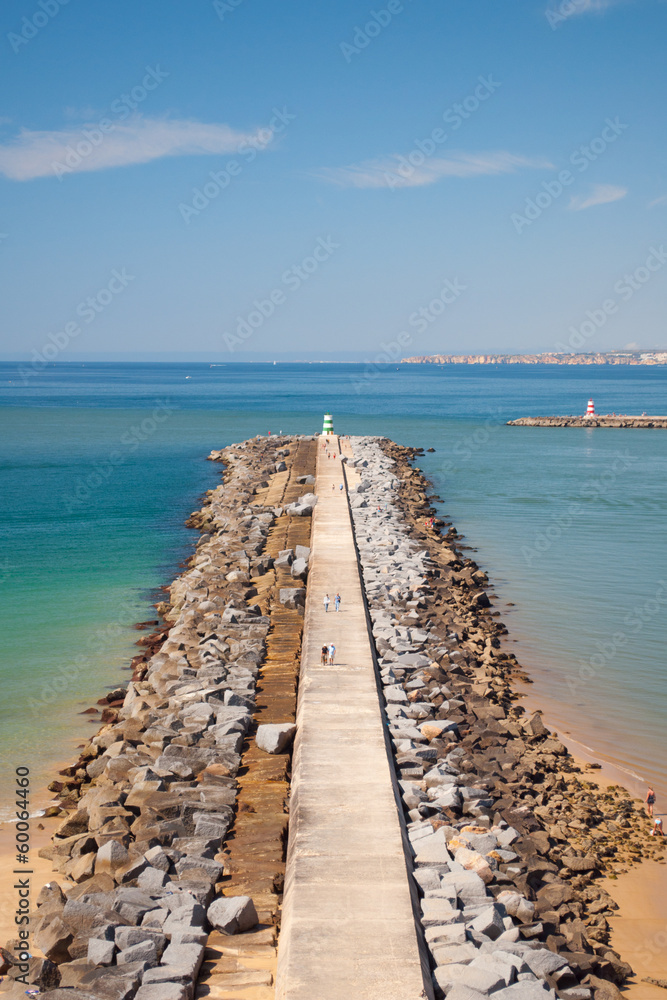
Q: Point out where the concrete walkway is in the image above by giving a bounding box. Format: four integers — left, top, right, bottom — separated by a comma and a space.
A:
275, 437, 428, 1000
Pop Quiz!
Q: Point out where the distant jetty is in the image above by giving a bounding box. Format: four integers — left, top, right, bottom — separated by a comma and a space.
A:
508, 414, 667, 428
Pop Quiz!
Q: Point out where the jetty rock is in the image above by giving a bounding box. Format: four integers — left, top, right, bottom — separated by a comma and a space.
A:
256, 722, 297, 754
207, 895, 258, 935
279, 586, 306, 608
285, 492, 318, 516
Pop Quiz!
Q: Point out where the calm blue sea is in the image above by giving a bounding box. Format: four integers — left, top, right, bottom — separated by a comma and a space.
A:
0, 362, 665, 816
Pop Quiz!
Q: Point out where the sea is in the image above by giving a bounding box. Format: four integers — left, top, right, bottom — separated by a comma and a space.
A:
0, 361, 665, 819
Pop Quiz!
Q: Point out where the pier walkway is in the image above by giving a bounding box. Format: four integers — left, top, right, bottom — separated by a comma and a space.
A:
275, 437, 427, 999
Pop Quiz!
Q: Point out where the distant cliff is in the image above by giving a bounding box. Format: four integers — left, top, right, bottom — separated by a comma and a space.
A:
402, 351, 667, 366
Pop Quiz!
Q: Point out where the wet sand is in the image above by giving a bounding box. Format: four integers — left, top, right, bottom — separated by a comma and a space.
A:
0, 745, 85, 952
607, 860, 667, 1000
516, 687, 667, 997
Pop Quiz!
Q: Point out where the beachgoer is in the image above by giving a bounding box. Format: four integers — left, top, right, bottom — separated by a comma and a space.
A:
323, 594, 330, 613
646, 786, 656, 817
334, 593, 341, 612
321, 644, 328, 666
650, 817, 664, 836
339, 483, 343, 491
328, 643, 335, 665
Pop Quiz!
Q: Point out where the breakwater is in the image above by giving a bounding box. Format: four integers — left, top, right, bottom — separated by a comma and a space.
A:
507, 416, 667, 428
274, 436, 429, 999
2, 432, 660, 1000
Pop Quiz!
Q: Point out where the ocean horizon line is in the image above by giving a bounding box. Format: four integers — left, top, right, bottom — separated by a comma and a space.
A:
1, 353, 666, 365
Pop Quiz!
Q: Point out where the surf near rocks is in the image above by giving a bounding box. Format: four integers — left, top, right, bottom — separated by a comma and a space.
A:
13, 435, 317, 1000
345, 435, 660, 1000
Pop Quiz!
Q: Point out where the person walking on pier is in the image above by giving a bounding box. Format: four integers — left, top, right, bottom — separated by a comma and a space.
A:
334, 592, 341, 612
320, 644, 328, 666
323, 593, 330, 613
328, 643, 335, 665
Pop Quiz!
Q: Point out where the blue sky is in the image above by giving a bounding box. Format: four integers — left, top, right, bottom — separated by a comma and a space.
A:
1, 0, 666, 360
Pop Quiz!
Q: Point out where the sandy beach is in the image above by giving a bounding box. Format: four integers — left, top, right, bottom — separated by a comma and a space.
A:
0, 811, 60, 954
515, 685, 667, 998
607, 860, 667, 1000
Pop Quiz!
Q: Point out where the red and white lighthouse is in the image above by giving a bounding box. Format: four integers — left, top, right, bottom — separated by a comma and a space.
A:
585, 398, 595, 417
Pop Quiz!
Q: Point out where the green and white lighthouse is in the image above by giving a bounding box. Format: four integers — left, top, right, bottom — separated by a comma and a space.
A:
322, 413, 334, 436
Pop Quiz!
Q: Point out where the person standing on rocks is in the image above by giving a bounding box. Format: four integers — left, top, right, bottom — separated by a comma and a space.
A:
328, 643, 335, 665
334, 593, 341, 612
323, 593, 330, 613
646, 786, 656, 817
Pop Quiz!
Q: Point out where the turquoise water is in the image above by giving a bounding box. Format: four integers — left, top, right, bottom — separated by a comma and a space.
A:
0, 362, 665, 815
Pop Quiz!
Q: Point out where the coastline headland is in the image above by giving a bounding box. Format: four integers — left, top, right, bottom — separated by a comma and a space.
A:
508, 416, 667, 428
3, 432, 662, 999
401, 352, 667, 366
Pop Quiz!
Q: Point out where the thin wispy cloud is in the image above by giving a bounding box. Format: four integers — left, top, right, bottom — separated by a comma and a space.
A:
648, 194, 667, 208
572, 0, 627, 9
63, 106, 103, 121
0, 117, 262, 181
316, 151, 554, 190
548, 0, 631, 15
568, 184, 627, 211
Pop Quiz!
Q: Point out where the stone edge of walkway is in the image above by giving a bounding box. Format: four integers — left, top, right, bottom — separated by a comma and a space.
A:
340, 441, 435, 997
